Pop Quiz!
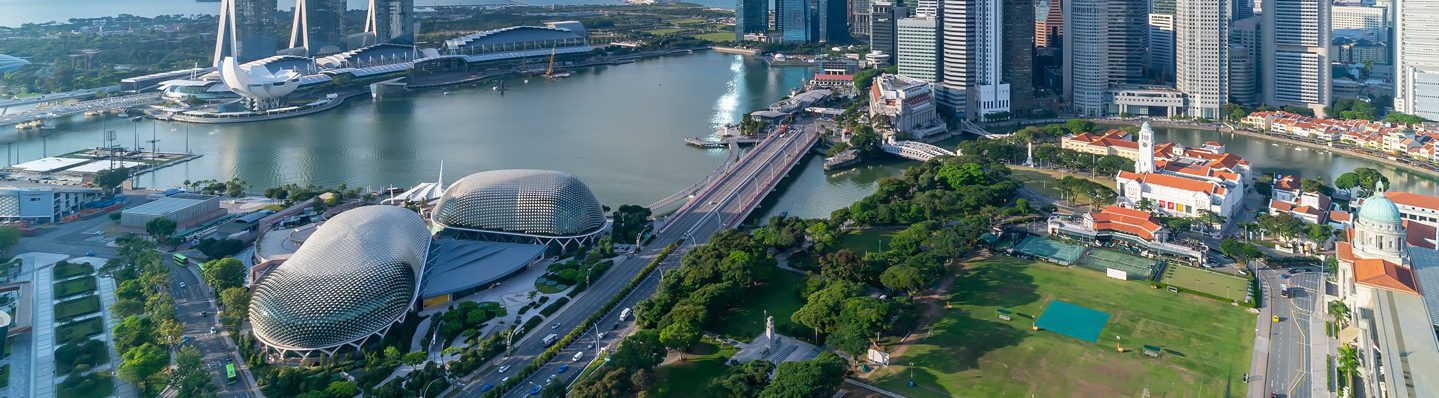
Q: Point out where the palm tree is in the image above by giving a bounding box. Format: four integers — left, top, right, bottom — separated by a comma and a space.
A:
1337, 343, 1360, 395
1329, 300, 1350, 328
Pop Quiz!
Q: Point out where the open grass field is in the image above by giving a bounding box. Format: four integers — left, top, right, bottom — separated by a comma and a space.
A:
54, 276, 97, 298
648, 340, 740, 398
835, 230, 895, 253
691, 32, 734, 42
642, 28, 684, 36
870, 257, 1255, 398
1161, 264, 1251, 301
712, 270, 808, 339
54, 295, 101, 322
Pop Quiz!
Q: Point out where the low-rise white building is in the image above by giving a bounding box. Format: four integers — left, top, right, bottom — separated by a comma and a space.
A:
1114, 122, 1247, 218
868, 74, 945, 138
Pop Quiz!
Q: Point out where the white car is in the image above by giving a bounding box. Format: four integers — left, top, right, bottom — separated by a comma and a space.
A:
498, 365, 511, 373
573, 351, 584, 362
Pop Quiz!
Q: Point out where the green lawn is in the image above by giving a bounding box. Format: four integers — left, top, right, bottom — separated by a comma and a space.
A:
672, 18, 710, 25
870, 257, 1255, 398
54, 295, 102, 322
643, 28, 683, 36
649, 340, 740, 398
52, 261, 94, 280
834, 230, 894, 253
712, 270, 808, 340
1161, 264, 1251, 302
55, 317, 105, 345
691, 32, 735, 42
1011, 169, 1066, 199
534, 277, 569, 294
54, 276, 97, 298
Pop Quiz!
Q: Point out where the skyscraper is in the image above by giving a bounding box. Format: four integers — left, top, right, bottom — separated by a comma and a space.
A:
1262, 0, 1329, 115
1395, 0, 1439, 120
871, 2, 908, 62
736, 0, 769, 41
365, 0, 415, 45
1230, 15, 1261, 105
941, 0, 972, 111
1034, 0, 1063, 48
1146, 13, 1174, 81
290, 0, 346, 55
851, 0, 873, 39
1003, 0, 1034, 114
939, 0, 1030, 119
779, 0, 815, 42
1175, 0, 1228, 118
214, 0, 279, 66
819, 0, 851, 42
897, 14, 941, 83
1063, 0, 1147, 116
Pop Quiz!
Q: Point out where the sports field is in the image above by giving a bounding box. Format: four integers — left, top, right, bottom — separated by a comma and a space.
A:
1077, 248, 1158, 279
870, 257, 1255, 398
1014, 235, 1086, 265
1161, 264, 1251, 302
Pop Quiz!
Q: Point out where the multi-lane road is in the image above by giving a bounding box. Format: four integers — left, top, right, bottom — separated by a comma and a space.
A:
1263, 267, 1325, 398
169, 259, 258, 397
447, 118, 822, 397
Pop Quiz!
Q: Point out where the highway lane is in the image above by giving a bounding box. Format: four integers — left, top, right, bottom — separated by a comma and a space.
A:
1266, 269, 1323, 398
168, 258, 257, 397
450, 120, 819, 397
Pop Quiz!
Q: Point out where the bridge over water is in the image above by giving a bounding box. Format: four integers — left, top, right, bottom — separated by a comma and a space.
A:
0, 92, 161, 127
882, 140, 956, 162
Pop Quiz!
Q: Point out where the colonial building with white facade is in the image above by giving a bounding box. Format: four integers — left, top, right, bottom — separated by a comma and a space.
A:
869, 73, 945, 138
1114, 122, 1247, 218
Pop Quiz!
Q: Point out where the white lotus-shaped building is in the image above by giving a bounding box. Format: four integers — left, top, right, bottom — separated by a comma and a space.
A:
218, 56, 302, 101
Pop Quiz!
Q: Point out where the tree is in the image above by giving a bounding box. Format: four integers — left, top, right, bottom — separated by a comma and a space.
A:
118, 343, 169, 391
144, 217, 177, 243
1383, 112, 1426, 125
1337, 343, 1360, 387
326, 381, 359, 397
111, 299, 145, 318
173, 346, 218, 397
792, 281, 863, 334
611, 329, 667, 370
849, 125, 883, 158
158, 318, 184, 347
402, 351, 427, 366
1327, 98, 1377, 120
219, 287, 250, 317
612, 205, 654, 243
112, 315, 156, 353
201, 257, 246, 291
571, 368, 634, 398
197, 238, 246, 258
0, 225, 19, 257
879, 264, 926, 295
1329, 300, 1350, 328
1334, 168, 1389, 195
94, 166, 130, 194
659, 321, 701, 359
759, 352, 848, 398
1064, 118, 1097, 133
825, 325, 873, 359
818, 250, 878, 284
1218, 239, 1264, 265
708, 360, 775, 398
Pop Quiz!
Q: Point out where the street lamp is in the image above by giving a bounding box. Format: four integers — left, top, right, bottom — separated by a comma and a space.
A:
420, 377, 447, 398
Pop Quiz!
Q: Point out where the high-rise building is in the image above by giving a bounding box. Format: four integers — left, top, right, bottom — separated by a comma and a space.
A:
1147, 13, 1175, 81
1395, 0, 1439, 120
940, 0, 972, 110
851, 0, 873, 39
1034, 0, 1063, 47
780, 0, 816, 42
1230, 15, 1262, 105
1063, 0, 1147, 116
897, 15, 941, 83
289, 0, 346, 55
736, 0, 769, 41
214, 0, 278, 66
1175, 0, 1228, 119
1332, 4, 1388, 41
1152, 0, 1175, 14
365, 0, 415, 45
1262, 0, 1329, 115
871, 2, 908, 62
1231, 0, 1253, 19
820, 0, 851, 42
1003, 0, 1035, 114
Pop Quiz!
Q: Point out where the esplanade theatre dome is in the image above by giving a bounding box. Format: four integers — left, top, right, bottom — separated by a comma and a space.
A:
432, 169, 607, 248
249, 206, 432, 357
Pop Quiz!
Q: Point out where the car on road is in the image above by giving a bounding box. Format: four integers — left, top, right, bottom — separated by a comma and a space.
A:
199, 311, 206, 317
179, 282, 187, 288
551, 323, 560, 330
530, 385, 542, 395
480, 384, 494, 392
85, 251, 95, 256
573, 351, 584, 361
501, 377, 509, 384
498, 364, 511, 373
210, 326, 217, 334
1273, 315, 1280, 323
558, 364, 571, 373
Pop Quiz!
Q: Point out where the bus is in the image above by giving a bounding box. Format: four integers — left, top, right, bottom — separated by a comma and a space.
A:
224, 362, 237, 384
173, 253, 189, 266
542, 333, 559, 346
619, 308, 631, 321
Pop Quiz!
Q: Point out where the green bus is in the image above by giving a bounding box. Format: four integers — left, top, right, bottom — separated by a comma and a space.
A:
173, 253, 189, 266
225, 362, 237, 384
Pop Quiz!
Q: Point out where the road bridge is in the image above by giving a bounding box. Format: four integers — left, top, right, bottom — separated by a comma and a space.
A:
0, 86, 120, 115
960, 119, 1011, 139
0, 92, 160, 126
449, 116, 825, 398
881, 140, 955, 162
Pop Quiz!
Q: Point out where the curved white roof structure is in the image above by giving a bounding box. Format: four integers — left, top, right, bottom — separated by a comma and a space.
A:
249, 205, 431, 357
0, 54, 30, 73
432, 169, 607, 250
218, 56, 302, 101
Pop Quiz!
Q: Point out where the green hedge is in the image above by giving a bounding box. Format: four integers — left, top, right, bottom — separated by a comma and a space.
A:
54, 339, 109, 375
56, 370, 113, 398
54, 295, 102, 322
522, 316, 543, 333
539, 297, 570, 317
54, 276, 97, 298
484, 243, 678, 398
55, 317, 105, 345
52, 261, 94, 280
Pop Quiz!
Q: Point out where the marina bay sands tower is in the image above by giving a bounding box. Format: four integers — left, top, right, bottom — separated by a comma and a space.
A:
289, 0, 347, 56
213, 0, 279, 66
364, 0, 417, 45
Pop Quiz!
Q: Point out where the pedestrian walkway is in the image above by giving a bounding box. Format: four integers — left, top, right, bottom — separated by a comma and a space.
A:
24, 253, 61, 398
97, 274, 138, 398
1248, 267, 1275, 398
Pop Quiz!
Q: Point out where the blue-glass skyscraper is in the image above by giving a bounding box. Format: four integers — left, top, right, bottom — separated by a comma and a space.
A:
735, 0, 769, 41
818, 0, 850, 42
779, 0, 815, 42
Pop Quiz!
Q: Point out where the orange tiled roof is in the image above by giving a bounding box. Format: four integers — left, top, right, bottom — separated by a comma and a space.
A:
1386, 192, 1439, 211
1329, 210, 1351, 223
1118, 171, 1222, 195
1404, 220, 1437, 250
1337, 241, 1354, 262
1353, 259, 1421, 295
1092, 205, 1162, 240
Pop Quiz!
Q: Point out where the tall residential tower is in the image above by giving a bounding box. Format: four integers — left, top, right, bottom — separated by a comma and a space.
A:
1062, 0, 1147, 116
1395, 0, 1439, 120
1261, 0, 1329, 115
1175, 0, 1228, 118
